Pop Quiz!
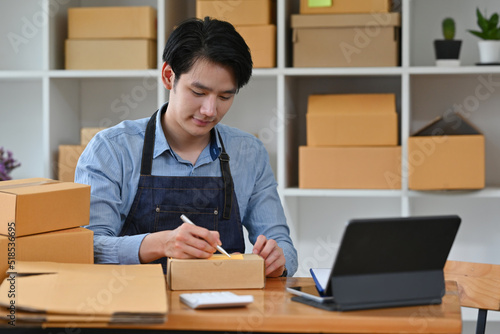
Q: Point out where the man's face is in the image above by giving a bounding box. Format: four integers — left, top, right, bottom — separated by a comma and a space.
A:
163, 58, 237, 139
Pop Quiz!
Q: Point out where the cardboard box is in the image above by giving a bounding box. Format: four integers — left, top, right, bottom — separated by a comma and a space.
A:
299, 146, 401, 189
408, 114, 485, 190
236, 25, 276, 68
300, 0, 391, 14
81, 127, 106, 146
0, 261, 167, 323
0, 227, 93, 278
0, 178, 90, 236
306, 94, 398, 146
196, 0, 274, 25
65, 39, 157, 70
291, 13, 400, 67
58, 145, 86, 182
167, 254, 265, 290
68, 6, 157, 39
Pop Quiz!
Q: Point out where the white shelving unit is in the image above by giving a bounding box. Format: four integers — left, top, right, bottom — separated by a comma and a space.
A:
1, 0, 500, 324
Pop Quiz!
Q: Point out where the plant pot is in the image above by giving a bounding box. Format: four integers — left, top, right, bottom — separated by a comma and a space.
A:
478, 40, 500, 64
434, 40, 462, 66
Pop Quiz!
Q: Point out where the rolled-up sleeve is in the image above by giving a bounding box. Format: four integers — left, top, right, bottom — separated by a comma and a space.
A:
235, 137, 298, 276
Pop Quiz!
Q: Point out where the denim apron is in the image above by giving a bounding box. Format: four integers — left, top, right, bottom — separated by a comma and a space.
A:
120, 106, 245, 272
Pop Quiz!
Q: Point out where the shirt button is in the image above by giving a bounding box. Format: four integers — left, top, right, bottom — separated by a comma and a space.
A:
214, 209, 218, 215
156, 207, 160, 213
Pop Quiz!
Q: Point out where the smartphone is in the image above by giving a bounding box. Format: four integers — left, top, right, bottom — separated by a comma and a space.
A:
286, 285, 335, 303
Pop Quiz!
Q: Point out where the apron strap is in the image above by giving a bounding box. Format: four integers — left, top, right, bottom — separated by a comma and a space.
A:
140, 106, 166, 175
218, 131, 233, 220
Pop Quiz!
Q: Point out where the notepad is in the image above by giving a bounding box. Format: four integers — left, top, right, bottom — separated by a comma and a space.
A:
310, 268, 330, 295
208, 254, 244, 260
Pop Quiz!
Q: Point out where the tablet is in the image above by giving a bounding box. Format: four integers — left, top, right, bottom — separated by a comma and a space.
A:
286, 285, 334, 303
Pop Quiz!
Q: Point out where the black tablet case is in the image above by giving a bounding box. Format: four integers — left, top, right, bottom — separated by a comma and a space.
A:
294, 215, 461, 311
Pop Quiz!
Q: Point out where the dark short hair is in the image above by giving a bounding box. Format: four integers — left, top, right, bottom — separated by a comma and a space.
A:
162, 17, 253, 91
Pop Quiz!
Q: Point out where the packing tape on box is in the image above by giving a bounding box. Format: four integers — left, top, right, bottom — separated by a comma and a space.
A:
0, 180, 60, 191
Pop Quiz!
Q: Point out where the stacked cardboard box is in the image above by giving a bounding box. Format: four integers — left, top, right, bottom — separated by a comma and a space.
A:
291, 0, 400, 67
65, 6, 157, 69
58, 127, 106, 182
299, 94, 401, 189
196, 0, 276, 68
0, 178, 93, 279
408, 113, 485, 190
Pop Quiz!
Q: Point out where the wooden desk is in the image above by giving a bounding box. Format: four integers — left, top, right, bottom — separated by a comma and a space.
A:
61, 277, 461, 333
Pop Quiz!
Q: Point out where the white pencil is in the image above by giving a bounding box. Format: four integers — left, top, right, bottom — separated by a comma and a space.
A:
180, 214, 231, 258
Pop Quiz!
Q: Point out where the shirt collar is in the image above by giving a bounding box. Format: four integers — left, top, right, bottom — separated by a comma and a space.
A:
152, 103, 222, 161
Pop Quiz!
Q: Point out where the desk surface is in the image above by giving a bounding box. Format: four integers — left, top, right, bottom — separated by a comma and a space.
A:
52, 277, 462, 334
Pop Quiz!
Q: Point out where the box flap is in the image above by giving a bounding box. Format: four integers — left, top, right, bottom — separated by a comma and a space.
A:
308, 94, 396, 114
291, 13, 400, 28
0, 262, 167, 320
412, 113, 482, 136
0, 179, 89, 196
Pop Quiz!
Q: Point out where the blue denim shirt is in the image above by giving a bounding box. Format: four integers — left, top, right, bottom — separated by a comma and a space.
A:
75, 107, 298, 276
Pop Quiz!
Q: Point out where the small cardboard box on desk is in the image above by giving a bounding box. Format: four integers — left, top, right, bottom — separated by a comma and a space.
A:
408, 113, 485, 190
167, 253, 265, 290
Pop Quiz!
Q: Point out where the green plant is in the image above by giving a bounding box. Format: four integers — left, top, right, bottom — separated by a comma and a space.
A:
442, 18, 455, 40
468, 8, 500, 40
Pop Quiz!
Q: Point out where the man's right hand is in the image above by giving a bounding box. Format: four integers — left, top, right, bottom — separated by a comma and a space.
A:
139, 223, 221, 263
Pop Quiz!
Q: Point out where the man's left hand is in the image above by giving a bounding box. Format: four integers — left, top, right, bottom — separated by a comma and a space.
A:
252, 235, 286, 277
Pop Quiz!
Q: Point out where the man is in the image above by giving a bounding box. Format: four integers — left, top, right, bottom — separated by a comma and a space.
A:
75, 17, 297, 277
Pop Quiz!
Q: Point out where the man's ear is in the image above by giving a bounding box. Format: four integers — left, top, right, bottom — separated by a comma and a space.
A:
161, 62, 174, 90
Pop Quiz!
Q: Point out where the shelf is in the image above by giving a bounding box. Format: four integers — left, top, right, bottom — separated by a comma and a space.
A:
408, 187, 500, 198
0, 71, 44, 80
409, 66, 500, 75
283, 187, 500, 199
48, 69, 160, 79
251, 68, 282, 76
11, 66, 500, 80
283, 67, 403, 76
282, 188, 403, 198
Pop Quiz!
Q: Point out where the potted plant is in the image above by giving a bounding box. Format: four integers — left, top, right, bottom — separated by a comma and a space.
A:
434, 17, 462, 66
0, 147, 21, 181
468, 8, 500, 64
